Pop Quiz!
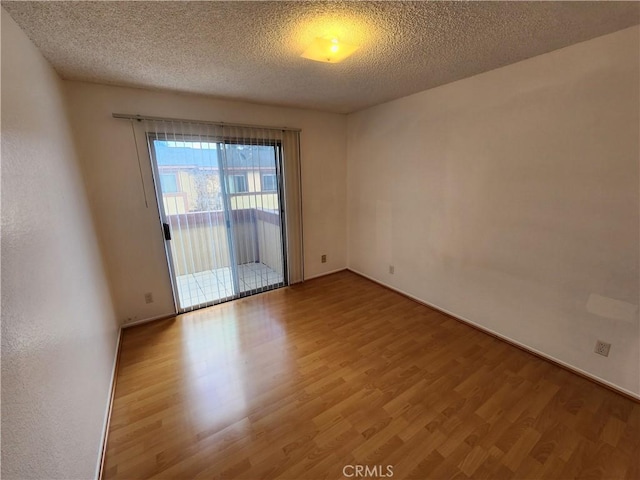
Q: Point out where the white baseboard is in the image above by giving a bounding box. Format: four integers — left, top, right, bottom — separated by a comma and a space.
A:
122, 313, 177, 329
123, 271, 347, 330
347, 268, 640, 402
304, 267, 347, 281
95, 327, 122, 480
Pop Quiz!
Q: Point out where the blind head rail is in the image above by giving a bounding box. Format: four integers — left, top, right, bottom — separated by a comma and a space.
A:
112, 113, 302, 132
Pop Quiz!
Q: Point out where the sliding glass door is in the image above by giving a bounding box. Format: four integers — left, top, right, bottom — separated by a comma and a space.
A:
148, 135, 287, 312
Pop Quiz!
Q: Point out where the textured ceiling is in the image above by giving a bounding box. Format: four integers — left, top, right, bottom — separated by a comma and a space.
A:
3, 1, 639, 114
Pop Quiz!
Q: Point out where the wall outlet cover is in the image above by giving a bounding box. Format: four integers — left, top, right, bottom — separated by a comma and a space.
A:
594, 340, 611, 357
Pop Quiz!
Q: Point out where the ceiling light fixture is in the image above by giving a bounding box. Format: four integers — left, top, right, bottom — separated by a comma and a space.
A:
301, 37, 359, 63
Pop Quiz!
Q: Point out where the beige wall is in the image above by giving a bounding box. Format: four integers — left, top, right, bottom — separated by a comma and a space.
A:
347, 26, 640, 396
64, 82, 347, 324
1, 11, 120, 479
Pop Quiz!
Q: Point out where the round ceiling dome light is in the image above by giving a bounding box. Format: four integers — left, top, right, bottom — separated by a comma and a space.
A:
301, 37, 360, 63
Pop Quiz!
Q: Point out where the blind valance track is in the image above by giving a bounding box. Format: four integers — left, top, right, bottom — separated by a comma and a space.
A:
112, 113, 302, 133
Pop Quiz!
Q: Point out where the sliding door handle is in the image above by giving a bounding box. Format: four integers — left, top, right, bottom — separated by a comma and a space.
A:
163, 222, 172, 241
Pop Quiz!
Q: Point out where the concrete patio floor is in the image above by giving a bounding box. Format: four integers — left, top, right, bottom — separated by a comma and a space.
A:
175, 262, 284, 309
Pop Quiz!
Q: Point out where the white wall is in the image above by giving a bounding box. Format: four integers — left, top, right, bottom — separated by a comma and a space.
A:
64, 82, 347, 325
347, 26, 640, 396
1, 11, 120, 479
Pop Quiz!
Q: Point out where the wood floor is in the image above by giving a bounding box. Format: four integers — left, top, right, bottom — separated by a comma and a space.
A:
104, 271, 639, 479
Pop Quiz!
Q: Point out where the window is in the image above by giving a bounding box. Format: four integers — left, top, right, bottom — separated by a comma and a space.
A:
159, 173, 178, 193
227, 174, 248, 193
262, 174, 277, 192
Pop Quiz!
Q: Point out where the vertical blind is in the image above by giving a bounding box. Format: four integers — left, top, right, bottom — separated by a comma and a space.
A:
122, 115, 303, 312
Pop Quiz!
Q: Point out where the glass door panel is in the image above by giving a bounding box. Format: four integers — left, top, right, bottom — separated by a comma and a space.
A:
220, 143, 286, 296
149, 134, 287, 313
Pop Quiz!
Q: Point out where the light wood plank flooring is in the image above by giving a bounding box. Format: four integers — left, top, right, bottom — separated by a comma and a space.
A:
104, 271, 639, 479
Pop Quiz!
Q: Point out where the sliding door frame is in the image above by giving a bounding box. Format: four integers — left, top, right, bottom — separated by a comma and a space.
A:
146, 131, 289, 313
146, 135, 182, 313
215, 141, 242, 297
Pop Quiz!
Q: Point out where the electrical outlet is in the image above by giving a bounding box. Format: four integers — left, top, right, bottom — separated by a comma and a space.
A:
321, 254, 327, 263
389, 265, 395, 274
144, 292, 154, 304
594, 340, 611, 357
